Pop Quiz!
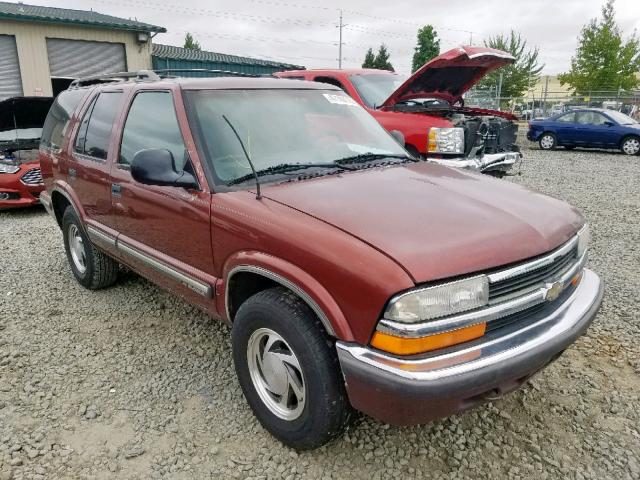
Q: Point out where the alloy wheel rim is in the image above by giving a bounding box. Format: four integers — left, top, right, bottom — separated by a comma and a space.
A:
68, 224, 87, 274
540, 135, 554, 149
246, 328, 305, 421
623, 138, 639, 155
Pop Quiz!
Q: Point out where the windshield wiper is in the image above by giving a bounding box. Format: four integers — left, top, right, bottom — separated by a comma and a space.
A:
226, 161, 357, 186
333, 152, 415, 166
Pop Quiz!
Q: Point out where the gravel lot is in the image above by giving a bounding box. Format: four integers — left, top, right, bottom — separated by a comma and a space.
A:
1, 143, 639, 480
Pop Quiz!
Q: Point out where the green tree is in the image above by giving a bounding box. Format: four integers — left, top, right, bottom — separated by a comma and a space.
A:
183, 33, 201, 51
475, 31, 543, 100
412, 25, 440, 72
362, 48, 376, 68
373, 44, 394, 72
558, 0, 640, 94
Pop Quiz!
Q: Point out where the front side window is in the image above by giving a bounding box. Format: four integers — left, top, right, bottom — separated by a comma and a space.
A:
576, 111, 608, 125
350, 73, 408, 108
75, 91, 122, 160
119, 91, 187, 169
40, 89, 87, 152
184, 88, 407, 187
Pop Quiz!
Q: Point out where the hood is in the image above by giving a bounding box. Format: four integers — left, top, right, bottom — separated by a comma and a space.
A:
381, 46, 515, 108
262, 163, 583, 284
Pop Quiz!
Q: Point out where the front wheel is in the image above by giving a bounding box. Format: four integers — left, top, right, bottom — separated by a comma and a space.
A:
232, 287, 351, 450
539, 133, 556, 150
621, 136, 640, 155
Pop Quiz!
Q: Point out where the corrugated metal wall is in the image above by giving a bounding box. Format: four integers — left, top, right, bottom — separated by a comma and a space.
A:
152, 57, 285, 77
0, 19, 152, 97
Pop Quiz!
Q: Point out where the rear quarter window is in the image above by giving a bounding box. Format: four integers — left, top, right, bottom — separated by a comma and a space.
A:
74, 91, 123, 160
40, 89, 88, 152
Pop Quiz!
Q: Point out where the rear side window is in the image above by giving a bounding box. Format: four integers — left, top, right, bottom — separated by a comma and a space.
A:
75, 91, 122, 160
40, 89, 87, 152
119, 91, 187, 169
556, 113, 575, 123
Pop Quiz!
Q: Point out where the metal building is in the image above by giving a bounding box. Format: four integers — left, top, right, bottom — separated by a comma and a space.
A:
152, 43, 304, 77
0, 1, 165, 99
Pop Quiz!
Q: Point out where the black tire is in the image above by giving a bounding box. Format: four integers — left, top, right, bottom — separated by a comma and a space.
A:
620, 136, 640, 156
483, 170, 506, 179
232, 287, 351, 450
538, 132, 557, 150
62, 207, 118, 289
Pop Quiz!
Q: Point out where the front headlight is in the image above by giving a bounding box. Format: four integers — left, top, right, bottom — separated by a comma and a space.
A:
427, 127, 465, 154
0, 164, 20, 174
577, 224, 589, 258
384, 275, 489, 323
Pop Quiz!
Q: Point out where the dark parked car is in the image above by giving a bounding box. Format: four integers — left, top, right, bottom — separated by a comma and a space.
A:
527, 108, 640, 155
39, 72, 602, 450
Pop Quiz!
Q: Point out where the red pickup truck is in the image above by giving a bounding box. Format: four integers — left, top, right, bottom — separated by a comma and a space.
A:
276, 46, 521, 177
39, 72, 602, 450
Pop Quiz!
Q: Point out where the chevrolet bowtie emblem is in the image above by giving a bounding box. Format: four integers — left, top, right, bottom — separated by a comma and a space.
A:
545, 281, 564, 301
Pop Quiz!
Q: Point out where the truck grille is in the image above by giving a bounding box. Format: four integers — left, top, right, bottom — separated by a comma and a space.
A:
489, 245, 578, 304
20, 168, 43, 185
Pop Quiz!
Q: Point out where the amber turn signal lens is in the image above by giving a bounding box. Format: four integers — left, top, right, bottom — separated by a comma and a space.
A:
370, 323, 487, 356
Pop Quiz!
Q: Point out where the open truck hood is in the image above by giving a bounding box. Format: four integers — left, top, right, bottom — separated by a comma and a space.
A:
381, 46, 514, 108
0, 96, 53, 151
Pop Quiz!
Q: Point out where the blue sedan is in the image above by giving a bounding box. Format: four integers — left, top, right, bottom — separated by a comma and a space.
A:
527, 108, 640, 155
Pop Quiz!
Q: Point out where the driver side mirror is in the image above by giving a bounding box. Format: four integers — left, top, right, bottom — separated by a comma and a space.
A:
131, 149, 198, 189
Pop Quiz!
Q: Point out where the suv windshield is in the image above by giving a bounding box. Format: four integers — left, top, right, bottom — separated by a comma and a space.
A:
350, 73, 408, 108
185, 89, 407, 187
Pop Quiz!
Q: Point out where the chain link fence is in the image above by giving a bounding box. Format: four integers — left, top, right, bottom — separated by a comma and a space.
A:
464, 88, 640, 121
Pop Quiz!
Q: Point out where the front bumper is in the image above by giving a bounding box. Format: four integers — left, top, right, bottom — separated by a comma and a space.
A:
430, 151, 522, 175
0, 185, 43, 210
336, 268, 603, 426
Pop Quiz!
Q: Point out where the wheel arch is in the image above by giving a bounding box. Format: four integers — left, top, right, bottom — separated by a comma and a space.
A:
620, 133, 640, 152
50, 186, 83, 228
222, 254, 354, 341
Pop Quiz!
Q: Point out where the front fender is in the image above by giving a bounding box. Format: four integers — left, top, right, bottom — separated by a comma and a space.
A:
219, 250, 354, 341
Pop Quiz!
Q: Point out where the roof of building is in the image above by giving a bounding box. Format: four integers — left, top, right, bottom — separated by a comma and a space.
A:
152, 43, 304, 70
0, 1, 166, 32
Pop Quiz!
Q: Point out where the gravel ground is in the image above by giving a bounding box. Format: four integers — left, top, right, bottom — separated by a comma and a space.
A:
1, 143, 639, 480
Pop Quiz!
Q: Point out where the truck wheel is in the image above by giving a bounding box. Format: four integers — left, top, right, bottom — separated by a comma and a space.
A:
62, 207, 118, 289
620, 136, 640, 155
232, 287, 351, 450
539, 133, 556, 150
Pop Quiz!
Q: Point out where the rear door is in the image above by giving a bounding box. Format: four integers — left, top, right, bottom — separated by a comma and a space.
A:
69, 89, 124, 230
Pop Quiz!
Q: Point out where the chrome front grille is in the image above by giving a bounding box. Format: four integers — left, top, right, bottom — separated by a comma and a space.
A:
20, 168, 43, 185
488, 246, 578, 304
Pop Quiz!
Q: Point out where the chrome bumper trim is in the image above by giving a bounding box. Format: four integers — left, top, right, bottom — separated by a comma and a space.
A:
337, 268, 601, 381
430, 151, 521, 172
87, 225, 117, 248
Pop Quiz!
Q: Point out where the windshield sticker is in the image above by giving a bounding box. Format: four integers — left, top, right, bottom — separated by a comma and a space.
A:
323, 93, 358, 107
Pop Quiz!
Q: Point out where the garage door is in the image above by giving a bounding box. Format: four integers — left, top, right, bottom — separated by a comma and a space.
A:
0, 35, 23, 101
46, 39, 126, 78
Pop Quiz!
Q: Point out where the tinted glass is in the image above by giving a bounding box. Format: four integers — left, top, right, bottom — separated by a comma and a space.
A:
350, 73, 408, 108
119, 92, 187, 169
77, 92, 122, 159
576, 111, 607, 125
40, 89, 87, 152
556, 113, 575, 123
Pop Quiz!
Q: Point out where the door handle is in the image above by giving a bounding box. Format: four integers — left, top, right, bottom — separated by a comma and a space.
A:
111, 183, 122, 197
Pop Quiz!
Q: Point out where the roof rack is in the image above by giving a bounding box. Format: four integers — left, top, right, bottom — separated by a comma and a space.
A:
152, 68, 263, 78
69, 70, 160, 88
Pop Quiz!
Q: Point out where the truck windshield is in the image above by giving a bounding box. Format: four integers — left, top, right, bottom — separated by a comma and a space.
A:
184, 89, 407, 187
350, 73, 408, 108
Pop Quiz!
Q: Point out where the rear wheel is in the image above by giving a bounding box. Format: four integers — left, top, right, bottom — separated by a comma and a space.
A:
232, 287, 351, 450
539, 133, 556, 150
620, 136, 640, 155
62, 207, 118, 289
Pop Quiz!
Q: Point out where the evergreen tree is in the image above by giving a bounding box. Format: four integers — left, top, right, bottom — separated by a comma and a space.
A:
183, 33, 202, 51
362, 48, 376, 68
412, 25, 440, 72
373, 44, 394, 72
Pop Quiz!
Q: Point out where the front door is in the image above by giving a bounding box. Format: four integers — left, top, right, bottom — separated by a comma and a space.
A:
574, 111, 618, 147
109, 89, 215, 301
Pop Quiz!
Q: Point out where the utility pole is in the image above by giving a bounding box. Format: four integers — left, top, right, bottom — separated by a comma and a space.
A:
338, 9, 344, 69
496, 72, 503, 110
469, 32, 473, 45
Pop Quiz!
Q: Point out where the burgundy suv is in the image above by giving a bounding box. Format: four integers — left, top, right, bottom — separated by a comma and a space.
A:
39, 72, 603, 450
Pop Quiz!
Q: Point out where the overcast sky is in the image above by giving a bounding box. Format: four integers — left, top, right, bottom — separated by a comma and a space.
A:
29, 0, 640, 75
